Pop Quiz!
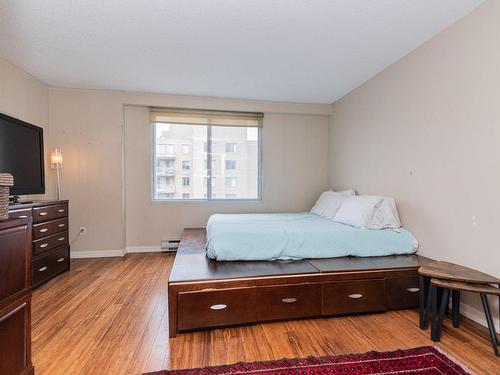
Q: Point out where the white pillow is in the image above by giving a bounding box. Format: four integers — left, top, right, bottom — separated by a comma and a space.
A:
334, 195, 383, 228
371, 197, 401, 229
311, 190, 354, 219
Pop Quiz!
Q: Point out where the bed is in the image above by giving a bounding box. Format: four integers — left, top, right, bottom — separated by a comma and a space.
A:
168, 228, 429, 337
206, 213, 418, 261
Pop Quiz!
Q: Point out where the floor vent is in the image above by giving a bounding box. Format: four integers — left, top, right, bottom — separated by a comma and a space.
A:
161, 239, 180, 252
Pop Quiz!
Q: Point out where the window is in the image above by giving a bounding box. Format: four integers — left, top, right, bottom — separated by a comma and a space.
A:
225, 177, 237, 188
225, 160, 236, 170
225, 143, 237, 153
152, 109, 262, 201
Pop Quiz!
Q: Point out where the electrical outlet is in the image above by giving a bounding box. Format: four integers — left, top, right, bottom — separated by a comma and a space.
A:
80, 226, 87, 236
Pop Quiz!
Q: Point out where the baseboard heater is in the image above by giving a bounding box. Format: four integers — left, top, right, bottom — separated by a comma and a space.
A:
161, 239, 180, 252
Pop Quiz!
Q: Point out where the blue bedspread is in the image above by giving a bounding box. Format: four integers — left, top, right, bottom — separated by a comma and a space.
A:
206, 213, 418, 261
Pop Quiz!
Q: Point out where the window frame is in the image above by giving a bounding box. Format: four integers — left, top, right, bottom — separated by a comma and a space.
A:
151, 121, 263, 203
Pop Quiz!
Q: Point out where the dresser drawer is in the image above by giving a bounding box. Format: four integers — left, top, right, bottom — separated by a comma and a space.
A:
8, 208, 32, 220
385, 276, 420, 310
323, 279, 386, 315
32, 203, 68, 223
33, 231, 69, 256
256, 283, 322, 321
33, 218, 68, 240
32, 246, 69, 287
177, 288, 256, 331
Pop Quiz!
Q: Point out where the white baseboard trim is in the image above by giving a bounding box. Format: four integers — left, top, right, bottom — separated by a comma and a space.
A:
126, 246, 162, 253
70, 249, 126, 259
460, 301, 500, 334
70, 246, 165, 258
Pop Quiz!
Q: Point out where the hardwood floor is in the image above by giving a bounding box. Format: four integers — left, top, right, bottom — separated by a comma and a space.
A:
32, 253, 499, 374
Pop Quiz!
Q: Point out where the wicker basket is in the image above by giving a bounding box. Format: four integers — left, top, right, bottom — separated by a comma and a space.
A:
0, 173, 14, 221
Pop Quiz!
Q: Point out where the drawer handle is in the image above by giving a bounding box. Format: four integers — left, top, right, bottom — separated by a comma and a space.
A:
40, 243, 48, 248
406, 287, 420, 293
210, 304, 227, 311
58, 223, 65, 228
40, 228, 48, 233
57, 258, 65, 263
282, 298, 297, 304
39, 266, 48, 272
348, 294, 363, 299
58, 237, 65, 241
39, 212, 48, 216
18, 215, 28, 219
58, 209, 65, 213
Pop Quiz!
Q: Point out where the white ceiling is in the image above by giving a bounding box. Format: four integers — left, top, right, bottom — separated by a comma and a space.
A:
0, 0, 483, 104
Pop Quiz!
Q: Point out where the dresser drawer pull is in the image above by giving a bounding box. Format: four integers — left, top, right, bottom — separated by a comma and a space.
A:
39, 212, 48, 216
58, 237, 65, 242
58, 209, 65, 213
40, 243, 48, 248
58, 223, 65, 228
40, 228, 48, 233
406, 287, 420, 293
57, 258, 65, 263
348, 294, 363, 299
38, 266, 48, 272
282, 298, 297, 304
18, 215, 28, 219
210, 304, 227, 311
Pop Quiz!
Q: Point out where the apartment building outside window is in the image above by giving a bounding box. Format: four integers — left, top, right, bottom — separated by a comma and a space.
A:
151, 108, 263, 201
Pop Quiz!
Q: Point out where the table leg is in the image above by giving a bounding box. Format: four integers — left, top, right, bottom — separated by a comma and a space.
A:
424, 277, 433, 330
432, 287, 449, 342
430, 284, 437, 339
452, 290, 460, 328
480, 293, 499, 357
419, 275, 429, 329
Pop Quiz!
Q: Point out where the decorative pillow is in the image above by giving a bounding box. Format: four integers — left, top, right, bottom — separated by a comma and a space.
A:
334, 195, 383, 228
310, 190, 355, 219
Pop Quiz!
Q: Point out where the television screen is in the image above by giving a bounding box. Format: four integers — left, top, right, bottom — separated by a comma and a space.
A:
0, 113, 45, 196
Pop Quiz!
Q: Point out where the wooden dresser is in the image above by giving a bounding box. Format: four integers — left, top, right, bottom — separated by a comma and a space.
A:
9, 200, 70, 288
0, 217, 34, 375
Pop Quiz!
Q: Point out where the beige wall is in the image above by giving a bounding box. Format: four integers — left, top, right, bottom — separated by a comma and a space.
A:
329, 0, 499, 329
0, 58, 52, 199
124, 106, 329, 248
49, 89, 331, 254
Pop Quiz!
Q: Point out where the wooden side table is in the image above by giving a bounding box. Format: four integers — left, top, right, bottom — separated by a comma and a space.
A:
418, 261, 500, 356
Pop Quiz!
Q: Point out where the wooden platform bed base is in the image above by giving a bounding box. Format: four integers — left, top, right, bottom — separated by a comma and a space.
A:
168, 229, 431, 337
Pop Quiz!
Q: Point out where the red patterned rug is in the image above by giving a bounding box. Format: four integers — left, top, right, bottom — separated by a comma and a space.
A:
145, 346, 471, 374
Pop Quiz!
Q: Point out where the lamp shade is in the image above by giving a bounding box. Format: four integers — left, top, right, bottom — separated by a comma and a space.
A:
50, 148, 63, 168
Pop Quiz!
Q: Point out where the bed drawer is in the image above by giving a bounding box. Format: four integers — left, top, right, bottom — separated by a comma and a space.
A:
33, 231, 69, 256
177, 288, 256, 331
32, 203, 68, 224
323, 279, 386, 315
32, 246, 70, 287
256, 283, 322, 321
33, 218, 68, 240
385, 276, 420, 310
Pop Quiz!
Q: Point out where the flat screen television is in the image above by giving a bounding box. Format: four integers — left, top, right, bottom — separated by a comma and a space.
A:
0, 112, 45, 197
